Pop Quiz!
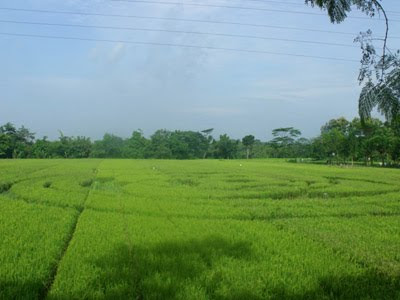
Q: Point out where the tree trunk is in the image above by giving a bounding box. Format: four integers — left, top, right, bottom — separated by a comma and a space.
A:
246, 148, 250, 159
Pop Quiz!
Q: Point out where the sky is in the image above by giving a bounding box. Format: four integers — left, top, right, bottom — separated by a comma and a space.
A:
1, 0, 400, 141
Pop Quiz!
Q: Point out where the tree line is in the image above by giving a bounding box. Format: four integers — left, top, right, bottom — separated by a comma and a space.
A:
0, 117, 399, 166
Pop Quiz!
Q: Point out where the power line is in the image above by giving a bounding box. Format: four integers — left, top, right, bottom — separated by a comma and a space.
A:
1, 7, 399, 40
193, 0, 306, 6
110, 0, 400, 22
0, 31, 359, 62
188, 0, 400, 15
0, 19, 362, 48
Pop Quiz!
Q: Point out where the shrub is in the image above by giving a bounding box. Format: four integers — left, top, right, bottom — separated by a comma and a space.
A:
306, 180, 316, 187
80, 179, 93, 188
0, 182, 13, 193
327, 177, 340, 185
43, 181, 52, 188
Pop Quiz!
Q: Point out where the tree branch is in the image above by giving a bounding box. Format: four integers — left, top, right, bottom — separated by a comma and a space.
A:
372, 0, 389, 79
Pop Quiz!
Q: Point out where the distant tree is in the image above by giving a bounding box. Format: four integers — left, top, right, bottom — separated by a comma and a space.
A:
271, 127, 301, 146
50, 132, 92, 158
359, 118, 383, 165
32, 136, 52, 158
271, 127, 302, 157
347, 119, 363, 165
311, 117, 399, 166
321, 128, 346, 163
180, 131, 209, 159
154, 130, 208, 159
201, 128, 214, 135
250, 140, 272, 158
201, 128, 214, 159
317, 117, 370, 164
365, 123, 394, 166
70, 137, 92, 158
390, 116, 400, 164
293, 137, 312, 158
0, 133, 10, 158
56, 131, 70, 158
91, 134, 124, 158
168, 131, 191, 159
242, 135, 255, 159
0, 123, 18, 158
0, 123, 35, 158
310, 136, 325, 160
147, 130, 173, 159
321, 117, 350, 135
320, 118, 350, 163
391, 136, 400, 165
213, 134, 239, 159
123, 130, 148, 158
1, 119, 399, 165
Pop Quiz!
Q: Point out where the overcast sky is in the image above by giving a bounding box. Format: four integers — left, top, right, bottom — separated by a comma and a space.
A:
1, 0, 400, 140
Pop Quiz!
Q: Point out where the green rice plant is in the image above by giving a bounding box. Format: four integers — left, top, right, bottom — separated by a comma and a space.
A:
48, 211, 367, 299
0, 196, 78, 299
273, 216, 400, 277
0, 159, 400, 299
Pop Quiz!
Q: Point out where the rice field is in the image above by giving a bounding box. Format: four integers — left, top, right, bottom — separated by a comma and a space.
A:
0, 159, 399, 299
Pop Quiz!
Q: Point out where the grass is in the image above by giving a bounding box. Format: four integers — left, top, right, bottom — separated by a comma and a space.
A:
0, 159, 399, 299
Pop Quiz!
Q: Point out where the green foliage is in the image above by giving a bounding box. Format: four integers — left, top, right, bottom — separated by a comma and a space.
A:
0, 123, 35, 158
2, 159, 400, 299
201, 128, 214, 159
122, 130, 148, 158
0, 182, 13, 193
242, 135, 255, 147
212, 134, 239, 159
1, 120, 399, 164
79, 179, 94, 188
306, 0, 379, 23
356, 31, 400, 123
91, 133, 123, 158
168, 131, 209, 159
358, 56, 400, 122
43, 181, 52, 188
242, 135, 255, 159
31, 137, 52, 158
311, 117, 400, 166
146, 129, 173, 159
307, 0, 400, 125
270, 127, 308, 158
272, 127, 301, 143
